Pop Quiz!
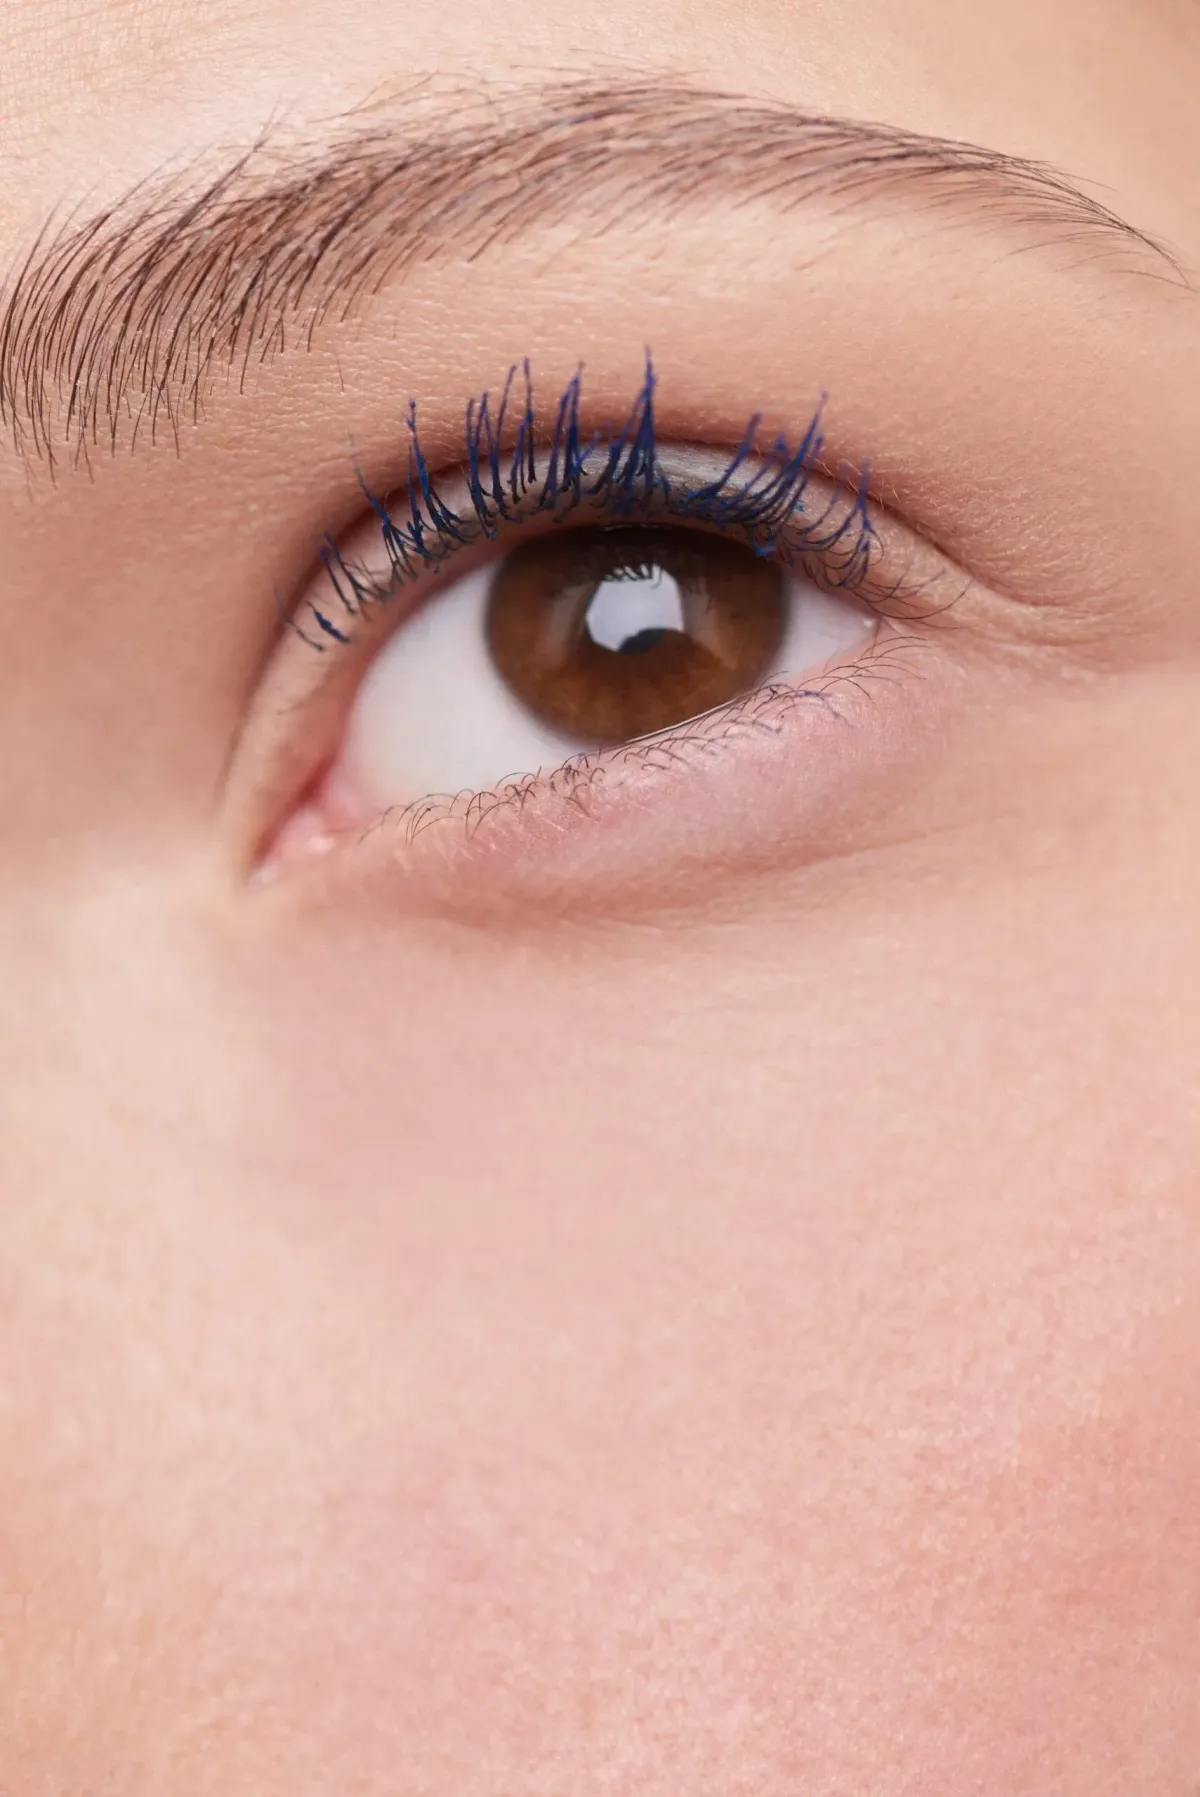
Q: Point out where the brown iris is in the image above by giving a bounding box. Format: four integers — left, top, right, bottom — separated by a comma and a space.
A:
484, 526, 788, 744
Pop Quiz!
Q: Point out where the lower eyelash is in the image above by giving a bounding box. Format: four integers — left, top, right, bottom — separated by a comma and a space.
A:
352, 628, 926, 852
303, 351, 881, 649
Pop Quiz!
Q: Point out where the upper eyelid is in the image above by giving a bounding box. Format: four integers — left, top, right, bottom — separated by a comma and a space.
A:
0, 77, 1180, 466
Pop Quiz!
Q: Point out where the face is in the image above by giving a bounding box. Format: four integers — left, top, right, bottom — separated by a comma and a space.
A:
2, 0, 1198, 1790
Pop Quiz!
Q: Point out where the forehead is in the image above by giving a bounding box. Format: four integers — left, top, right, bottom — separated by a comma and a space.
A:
0, 0, 1196, 270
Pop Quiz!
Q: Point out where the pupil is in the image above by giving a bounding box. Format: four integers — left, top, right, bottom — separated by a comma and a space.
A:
616, 626, 672, 655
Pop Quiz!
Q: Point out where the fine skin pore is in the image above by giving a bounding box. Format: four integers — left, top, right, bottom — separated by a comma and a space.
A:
0, 0, 1198, 1791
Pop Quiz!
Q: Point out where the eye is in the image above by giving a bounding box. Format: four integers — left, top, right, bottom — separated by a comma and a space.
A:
245, 358, 950, 886
332, 522, 877, 813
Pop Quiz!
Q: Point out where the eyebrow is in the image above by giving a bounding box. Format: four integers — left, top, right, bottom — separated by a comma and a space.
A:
0, 76, 1179, 462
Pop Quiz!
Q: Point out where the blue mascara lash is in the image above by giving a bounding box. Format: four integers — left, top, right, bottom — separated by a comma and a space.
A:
307, 353, 875, 647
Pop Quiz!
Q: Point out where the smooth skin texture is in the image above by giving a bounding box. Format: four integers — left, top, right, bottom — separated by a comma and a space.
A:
1, 1, 1199, 1792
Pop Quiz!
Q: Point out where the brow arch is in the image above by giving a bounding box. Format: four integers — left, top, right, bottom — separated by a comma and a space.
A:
0, 77, 1180, 463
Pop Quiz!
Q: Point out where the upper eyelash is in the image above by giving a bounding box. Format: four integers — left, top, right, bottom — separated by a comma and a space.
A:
299, 352, 880, 649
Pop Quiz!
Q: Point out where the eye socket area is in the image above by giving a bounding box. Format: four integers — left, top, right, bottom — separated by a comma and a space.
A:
267, 516, 882, 863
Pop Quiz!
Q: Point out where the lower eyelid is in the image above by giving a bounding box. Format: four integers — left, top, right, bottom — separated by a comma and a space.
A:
254, 621, 933, 915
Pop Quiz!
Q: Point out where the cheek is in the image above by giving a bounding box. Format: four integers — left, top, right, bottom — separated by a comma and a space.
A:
6, 666, 1200, 1794
6, 798, 1199, 1797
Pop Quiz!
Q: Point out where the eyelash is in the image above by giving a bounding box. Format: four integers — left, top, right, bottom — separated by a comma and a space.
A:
295, 352, 890, 653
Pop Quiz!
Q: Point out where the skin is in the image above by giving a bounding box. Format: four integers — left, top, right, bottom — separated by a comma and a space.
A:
1, 0, 1199, 1791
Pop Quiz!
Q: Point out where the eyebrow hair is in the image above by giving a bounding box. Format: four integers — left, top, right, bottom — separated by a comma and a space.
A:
0, 76, 1179, 463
